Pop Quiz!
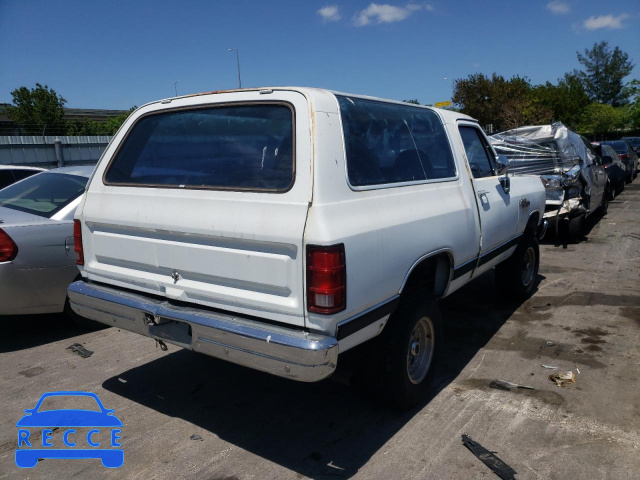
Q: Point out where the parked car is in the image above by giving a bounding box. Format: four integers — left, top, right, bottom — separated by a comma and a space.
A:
620, 136, 640, 154
0, 166, 96, 326
490, 123, 609, 240
67, 87, 546, 407
0, 165, 45, 190
593, 143, 626, 196
601, 140, 638, 183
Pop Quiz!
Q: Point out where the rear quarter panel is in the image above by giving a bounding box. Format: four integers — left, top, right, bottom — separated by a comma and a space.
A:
305, 100, 481, 337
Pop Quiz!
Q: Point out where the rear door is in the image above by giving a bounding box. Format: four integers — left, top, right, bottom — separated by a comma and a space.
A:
80, 91, 312, 327
457, 123, 519, 266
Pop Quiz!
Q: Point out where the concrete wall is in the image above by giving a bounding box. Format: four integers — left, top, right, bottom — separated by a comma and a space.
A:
0, 135, 112, 168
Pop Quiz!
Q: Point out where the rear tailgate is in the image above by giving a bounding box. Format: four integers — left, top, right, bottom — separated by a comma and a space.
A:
78, 90, 312, 327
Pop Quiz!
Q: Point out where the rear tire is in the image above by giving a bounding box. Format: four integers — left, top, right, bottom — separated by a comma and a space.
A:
379, 296, 442, 409
599, 189, 609, 215
495, 236, 540, 299
567, 214, 585, 243
65, 298, 105, 331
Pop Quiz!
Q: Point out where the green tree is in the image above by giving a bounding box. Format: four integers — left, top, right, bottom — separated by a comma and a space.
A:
65, 107, 136, 136
575, 42, 634, 106
623, 79, 640, 130
577, 103, 628, 139
5, 83, 67, 135
530, 73, 590, 129
403, 99, 420, 105
452, 73, 549, 131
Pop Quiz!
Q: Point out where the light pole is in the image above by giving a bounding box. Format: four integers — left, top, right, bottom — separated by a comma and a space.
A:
228, 48, 242, 88
173, 81, 180, 97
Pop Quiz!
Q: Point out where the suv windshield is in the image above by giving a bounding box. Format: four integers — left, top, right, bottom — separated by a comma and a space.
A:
0, 172, 87, 218
104, 104, 294, 192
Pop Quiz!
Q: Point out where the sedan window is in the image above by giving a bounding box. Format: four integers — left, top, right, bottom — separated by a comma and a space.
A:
0, 173, 87, 218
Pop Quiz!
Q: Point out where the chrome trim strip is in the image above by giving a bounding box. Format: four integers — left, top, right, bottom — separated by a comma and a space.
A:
67, 281, 338, 382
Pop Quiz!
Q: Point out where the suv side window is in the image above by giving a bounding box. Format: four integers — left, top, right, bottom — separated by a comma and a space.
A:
0, 171, 15, 189
337, 96, 456, 187
458, 126, 495, 178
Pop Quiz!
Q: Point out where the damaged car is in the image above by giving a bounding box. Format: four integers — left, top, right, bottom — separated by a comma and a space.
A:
489, 123, 609, 240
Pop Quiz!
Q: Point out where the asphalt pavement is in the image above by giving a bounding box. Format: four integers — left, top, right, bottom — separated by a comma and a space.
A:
1, 183, 639, 479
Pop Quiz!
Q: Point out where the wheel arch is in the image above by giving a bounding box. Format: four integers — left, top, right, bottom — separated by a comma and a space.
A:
526, 210, 541, 237
399, 249, 453, 299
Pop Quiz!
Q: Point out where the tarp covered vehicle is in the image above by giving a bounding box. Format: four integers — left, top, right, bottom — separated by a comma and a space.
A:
489, 123, 608, 238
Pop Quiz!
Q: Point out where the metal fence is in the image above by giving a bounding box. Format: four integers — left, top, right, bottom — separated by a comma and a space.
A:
0, 135, 112, 168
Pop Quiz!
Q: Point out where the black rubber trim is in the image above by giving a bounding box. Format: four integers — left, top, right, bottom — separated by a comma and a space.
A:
477, 234, 522, 267
336, 297, 400, 341
452, 234, 523, 279
452, 259, 476, 280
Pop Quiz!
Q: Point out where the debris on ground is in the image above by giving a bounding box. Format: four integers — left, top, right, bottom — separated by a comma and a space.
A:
541, 364, 558, 369
549, 371, 575, 387
575, 365, 581, 374
66, 343, 93, 358
190, 434, 203, 441
489, 380, 535, 391
544, 341, 556, 347
461, 434, 517, 480
533, 302, 552, 309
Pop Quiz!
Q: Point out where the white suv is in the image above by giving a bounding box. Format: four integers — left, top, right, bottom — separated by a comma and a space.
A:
68, 88, 546, 407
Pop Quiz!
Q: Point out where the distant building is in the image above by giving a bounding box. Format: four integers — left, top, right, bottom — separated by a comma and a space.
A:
0, 103, 127, 135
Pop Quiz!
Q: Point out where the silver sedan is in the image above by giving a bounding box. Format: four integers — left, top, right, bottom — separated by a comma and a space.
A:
0, 166, 94, 322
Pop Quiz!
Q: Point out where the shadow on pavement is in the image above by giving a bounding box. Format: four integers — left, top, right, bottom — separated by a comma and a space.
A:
103, 270, 533, 478
0, 313, 87, 353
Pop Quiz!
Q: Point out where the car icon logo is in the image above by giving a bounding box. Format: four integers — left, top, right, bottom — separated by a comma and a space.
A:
15, 391, 123, 468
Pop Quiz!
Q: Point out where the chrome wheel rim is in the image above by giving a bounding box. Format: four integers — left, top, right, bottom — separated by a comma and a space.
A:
406, 317, 435, 384
521, 246, 536, 287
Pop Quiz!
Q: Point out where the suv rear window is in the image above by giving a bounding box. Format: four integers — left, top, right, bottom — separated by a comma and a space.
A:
337, 96, 456, 187
104, 104, 294, 192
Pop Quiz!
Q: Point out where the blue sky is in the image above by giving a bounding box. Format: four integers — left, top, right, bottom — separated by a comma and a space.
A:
1, 0, 638, 109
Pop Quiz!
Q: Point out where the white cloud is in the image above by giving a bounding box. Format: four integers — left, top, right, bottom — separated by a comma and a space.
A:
546, 2, 570, 14
353, 3, 423, 27
584, 13, 629, 30
318, 5, 341, 22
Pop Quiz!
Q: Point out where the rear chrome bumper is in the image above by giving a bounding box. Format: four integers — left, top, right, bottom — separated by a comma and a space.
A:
67, 281, 338, 382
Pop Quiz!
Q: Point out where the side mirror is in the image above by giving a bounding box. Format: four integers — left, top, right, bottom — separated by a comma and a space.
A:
495, 154, 510, 175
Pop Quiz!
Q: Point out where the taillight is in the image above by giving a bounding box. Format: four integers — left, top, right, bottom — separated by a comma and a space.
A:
619, 154, 629, 160
73, 219, 84, 265
306, 244, 346, 314
0, 228, 18, 262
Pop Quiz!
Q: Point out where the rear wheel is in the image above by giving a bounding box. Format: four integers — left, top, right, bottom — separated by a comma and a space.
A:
379, 296, 442, 409
599, 189, 609, 215
567, 214, 585, 243
496, 236, 540, 299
